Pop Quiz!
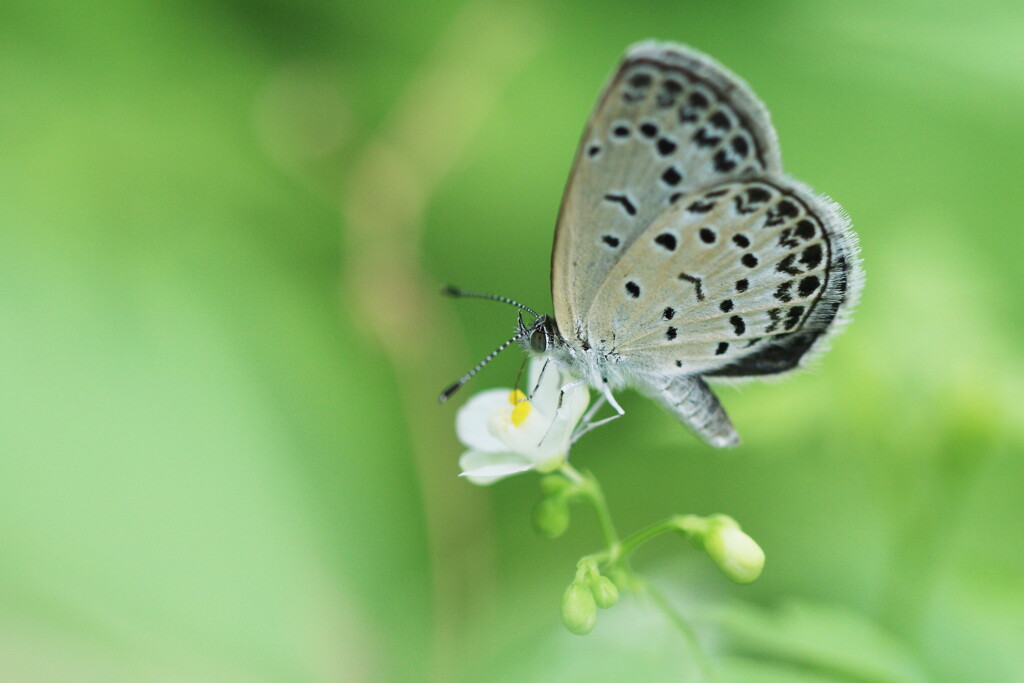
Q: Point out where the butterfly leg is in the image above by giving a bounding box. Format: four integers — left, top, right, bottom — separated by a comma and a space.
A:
554, 378, 587, 411
528, 358, 552, 399
571, 383, 624, 442
570, 394, 607, 442
577, 393, 607, 431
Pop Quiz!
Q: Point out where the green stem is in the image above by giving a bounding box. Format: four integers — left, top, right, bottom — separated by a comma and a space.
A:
614, 515, 688, 563
561, 464, 620, 548
553, 466, 716, 677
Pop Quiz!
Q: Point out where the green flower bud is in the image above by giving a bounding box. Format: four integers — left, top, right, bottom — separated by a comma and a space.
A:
561, 581, 597, 635
533, 497, 570, 539
589, 575, 619, 609
703, 515, 765, 584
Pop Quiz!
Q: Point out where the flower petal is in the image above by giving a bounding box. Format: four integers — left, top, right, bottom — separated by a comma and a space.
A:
525, 359, 589, 428
490, 406, 558, 464
458, 449, 535, 485
456, 389, 512, 451
527, 358, 564, 417
534, 380, 590, 458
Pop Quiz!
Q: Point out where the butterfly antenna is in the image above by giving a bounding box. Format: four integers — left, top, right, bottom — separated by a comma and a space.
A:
512, 353, 529, 396
442, 286, 540, 319
439, 326, 530, 403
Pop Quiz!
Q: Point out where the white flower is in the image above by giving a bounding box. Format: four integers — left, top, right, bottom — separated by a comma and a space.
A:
457, 360, 589, 485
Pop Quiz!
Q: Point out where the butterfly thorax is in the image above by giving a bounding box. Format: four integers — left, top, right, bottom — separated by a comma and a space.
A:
520, 314, 633, 392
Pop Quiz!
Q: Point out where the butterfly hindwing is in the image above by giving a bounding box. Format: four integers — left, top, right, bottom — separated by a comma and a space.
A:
551, 41, 782, 340
584, 177, 861, 378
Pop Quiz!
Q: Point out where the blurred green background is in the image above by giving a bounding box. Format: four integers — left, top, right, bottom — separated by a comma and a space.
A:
2, 0, 1022, 680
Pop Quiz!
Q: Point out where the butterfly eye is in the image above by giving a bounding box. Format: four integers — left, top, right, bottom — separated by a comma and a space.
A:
530, 328, 548, 353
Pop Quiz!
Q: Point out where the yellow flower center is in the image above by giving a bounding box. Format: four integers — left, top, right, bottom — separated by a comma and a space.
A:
508, 389, 531, 427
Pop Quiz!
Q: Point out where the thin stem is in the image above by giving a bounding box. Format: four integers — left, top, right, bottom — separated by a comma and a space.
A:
562, 463, 620, 548
552, 466, 714, 674
615, 516, 686, 562
560, 463, 586, 486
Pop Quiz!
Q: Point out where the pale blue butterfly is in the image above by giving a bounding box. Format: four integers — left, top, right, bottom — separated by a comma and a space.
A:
442, 40, 863, 447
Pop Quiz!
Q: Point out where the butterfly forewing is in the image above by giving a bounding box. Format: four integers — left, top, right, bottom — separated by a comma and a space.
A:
551, 41, 782, 338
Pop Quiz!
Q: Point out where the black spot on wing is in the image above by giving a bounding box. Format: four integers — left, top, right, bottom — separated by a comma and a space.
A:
713, 149, 737, 173
776, 254, 800, 276
623, 71, 653, 103
687, 199, 717, 214
654, 233, 677, 251
656, 137, 677, 156
656, 79, 684, 108
766, 199, 800, 226
678, 90, 709, 122
661, 166, 683, 186
709, 110, 731, 130
778, 228, 799, 249
735, 186, 773, 214
694, 128, 722, 148
625, 281, 640, 298
731, 136, 749, 157
779, 218, 819, 249
795, 219, 816, 240
800, 244, 823, 270
784, 306, 805, 330
774, 280, 793, 302
602, 234, 620, 248
604, 194, 637, 217
798, 275, 821, 298
629, 72, 652, 88
678, 272, 704, 301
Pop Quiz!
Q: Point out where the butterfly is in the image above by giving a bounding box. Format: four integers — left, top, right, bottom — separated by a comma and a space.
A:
443, 40, 862, 448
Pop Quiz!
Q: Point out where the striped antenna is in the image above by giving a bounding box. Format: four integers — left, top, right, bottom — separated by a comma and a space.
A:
442, 286, 540, 319
438, 323, 530, 403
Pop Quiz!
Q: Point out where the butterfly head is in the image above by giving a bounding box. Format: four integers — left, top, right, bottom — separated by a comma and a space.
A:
517, 313, 560, 356
439, 287, 570, 403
